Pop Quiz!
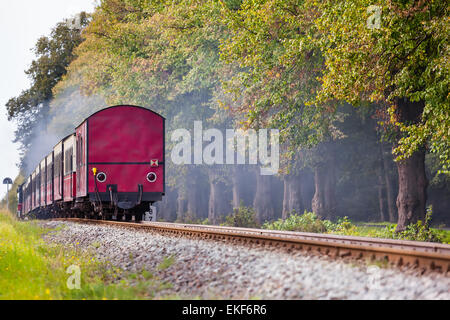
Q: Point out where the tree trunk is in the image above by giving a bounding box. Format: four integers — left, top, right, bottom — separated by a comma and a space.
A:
282, 176, 290, 219
312, 149, 336, 219
253, 168, 275, 223
282, 174, 303, 219
377, 161, 386, 222
158, 188, 177, 221
232, 166, 244, 209
324, 159, 336, 219
396, 149, 428, 231
208, 172, 229, 224
176, 189, 187, 221
312, 166, 326, 218
394, 98, 428, 232
381, 143, 396, 222
186, 181, 200, 219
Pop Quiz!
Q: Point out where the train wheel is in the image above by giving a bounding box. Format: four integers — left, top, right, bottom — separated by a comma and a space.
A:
135, 213, 143, 223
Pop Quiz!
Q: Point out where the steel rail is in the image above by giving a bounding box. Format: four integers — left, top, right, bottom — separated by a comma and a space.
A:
54, 218, 450, 273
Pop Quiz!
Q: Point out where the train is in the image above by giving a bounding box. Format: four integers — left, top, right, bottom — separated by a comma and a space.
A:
16, 105, 165, 222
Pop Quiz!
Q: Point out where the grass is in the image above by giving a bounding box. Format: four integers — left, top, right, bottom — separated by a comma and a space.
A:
353, 222, 450, 243
0, 210, 178, 300
262, 208, 450, 244
157, 255, 175, 270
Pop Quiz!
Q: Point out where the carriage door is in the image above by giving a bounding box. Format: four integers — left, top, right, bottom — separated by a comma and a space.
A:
76, 135, 81, 195
75, 127, 87, 198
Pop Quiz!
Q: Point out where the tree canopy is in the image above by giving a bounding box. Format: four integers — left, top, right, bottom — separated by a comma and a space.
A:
313, 0, 449, 173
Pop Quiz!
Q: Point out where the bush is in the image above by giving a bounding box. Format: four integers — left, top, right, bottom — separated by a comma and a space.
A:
394, 207, 444, 243
329, 207, 447, 243
261, 208, 447, 244
176, 211, 209, 225
263, 211, 330, 233
223, 206, 260, 228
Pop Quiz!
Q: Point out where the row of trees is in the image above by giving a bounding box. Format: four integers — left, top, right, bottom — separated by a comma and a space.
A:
6, 0, 449, 229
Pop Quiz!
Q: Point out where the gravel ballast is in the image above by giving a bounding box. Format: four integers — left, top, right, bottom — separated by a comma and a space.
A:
41, 221, 449, 300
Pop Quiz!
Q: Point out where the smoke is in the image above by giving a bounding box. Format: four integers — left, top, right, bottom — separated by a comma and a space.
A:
23, 120, 60, 176
23, 86, 105, 176
47, 86, 106, 138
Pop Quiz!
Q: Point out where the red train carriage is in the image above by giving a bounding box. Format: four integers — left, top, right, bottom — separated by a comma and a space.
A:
46, 152, 54, 205
32, 170, 38, 211
39, 159, 46, 207
50, 133, 76, 218
21, 105, 164, 221
73, 105, 165, 221
63, 134, 77, 203
53, 139, 64, 203
25, 176, 31, 215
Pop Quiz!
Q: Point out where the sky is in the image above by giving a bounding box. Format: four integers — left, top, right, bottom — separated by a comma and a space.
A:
0, 0, 98, 199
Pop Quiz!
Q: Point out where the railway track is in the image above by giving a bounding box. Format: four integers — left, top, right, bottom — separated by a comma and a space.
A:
54, 218, 450, 273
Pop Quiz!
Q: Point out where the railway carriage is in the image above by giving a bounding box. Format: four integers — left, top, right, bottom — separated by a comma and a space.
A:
61, 134, 76, 203
17, 105, 165, 222
53, 139, 64, 203
25, 177, 31, 215
39, 159, 46, 208
32, 171, 38, 211
46, 152, 54, 205
74, 105, 165, 221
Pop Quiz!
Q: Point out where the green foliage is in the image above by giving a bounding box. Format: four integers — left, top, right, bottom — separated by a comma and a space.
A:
333, 216, 354, 232
157, 255, 176, 271
141, 269, 153, 280
223, 205, 260, 228
330, 207, 447, 243
394, 207, 444, 243
314, 0, 450, 174
175, 211, 209, 225
262, 208, 448, 244
263, 211, 330, 233
219, 0, 337, 156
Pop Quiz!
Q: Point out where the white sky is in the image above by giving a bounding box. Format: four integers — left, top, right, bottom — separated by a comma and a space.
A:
0, 0, 98, 199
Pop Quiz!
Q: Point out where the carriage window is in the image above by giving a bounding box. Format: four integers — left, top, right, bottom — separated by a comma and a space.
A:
54, 155, 58, 177
80, 137, 84, 167
67, 148, 73, 174
55, 154, 61, 177
65, 151, 69, 174
65, 147, 73, 174
76, 136, 81, 168
47, 163, 52, 182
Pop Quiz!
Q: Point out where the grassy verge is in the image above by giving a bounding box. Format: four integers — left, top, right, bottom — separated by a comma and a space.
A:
0, 211, 176, 300
335, 220, 450, 244
261, 208, 450, 244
